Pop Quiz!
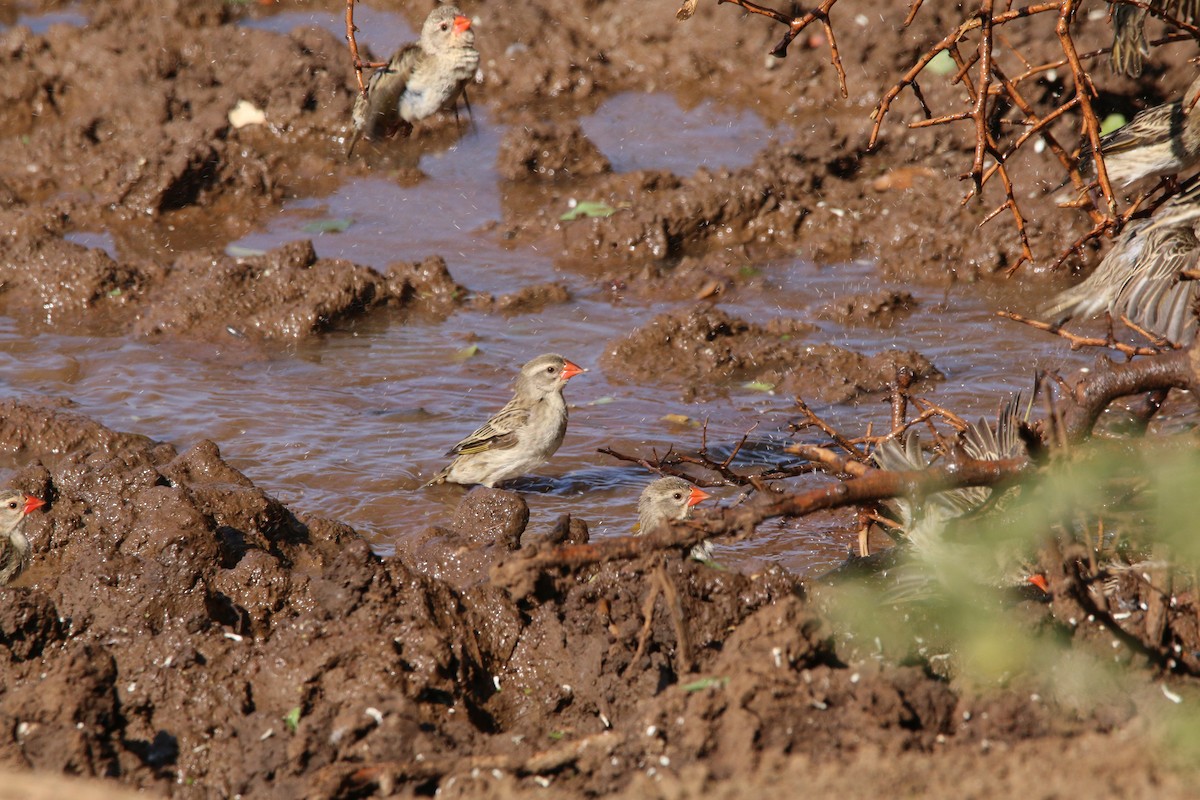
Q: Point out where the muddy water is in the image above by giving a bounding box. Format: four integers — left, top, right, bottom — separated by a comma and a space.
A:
0, 6, 1095, 577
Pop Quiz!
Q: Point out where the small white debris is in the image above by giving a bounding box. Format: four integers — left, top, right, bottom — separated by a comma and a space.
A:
365, 707, 384, 726
259, 729, 274, 741
561, 684, 572, 694
127, 683, 137, 693
1162, 684, 1183, 704
224, 632, 243, 642
491, 769, 503, 779
1030, 694, 1041, 703
493, 676, 502, 692
962, 711, 972, 721
1112, 640, 1122, 649
229, 100, 267, 129
849, 673, 860, 684
1112, 611, 1132, 620
16, 722, 29, 737
645, 725, 657, 737
599, 713, 611, 729
659, 755, 670, 766
1034, 139, 1046, 154
533, 776, 551, 788
772, 647, 783, 668
854, 13, 869, 25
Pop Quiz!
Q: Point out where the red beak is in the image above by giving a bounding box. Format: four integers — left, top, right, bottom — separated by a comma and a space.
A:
561, 360, 585, 381
22, 495, 45, 515
1027, 574, 1049, 594
687, 487, 710, 507
453, 15, 471, 34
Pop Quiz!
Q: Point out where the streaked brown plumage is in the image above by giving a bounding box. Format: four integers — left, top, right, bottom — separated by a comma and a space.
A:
1076, 73, 1200, 188
1111, 2, 1200, 77
1042, 183, 1200, 344
429, 354, 585, 488
0, 491, 45, 586
347, 5, 480, 156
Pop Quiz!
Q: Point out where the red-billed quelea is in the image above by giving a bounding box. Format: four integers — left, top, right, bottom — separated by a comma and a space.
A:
429, 354, 585, 487
0, 491, 46, 586
636, 477, 713, 561
346, 5, 480, 156
1042, 183, 1200, 344
1075, 73, 1200, 188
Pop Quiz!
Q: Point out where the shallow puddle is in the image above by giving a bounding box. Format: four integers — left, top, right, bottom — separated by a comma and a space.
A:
0, 10, 1097, 575
580, 93, 777, 175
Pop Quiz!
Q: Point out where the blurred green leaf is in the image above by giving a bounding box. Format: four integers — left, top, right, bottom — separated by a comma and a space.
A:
925, 50, 956, 76
560, 201, 616, 221
743, 381, 775, 393
682, 676, 729, 693
453, 344, 480, 362
1100, 113, 1128, 136
284, 707, 301, 733
302, 218, 353, 234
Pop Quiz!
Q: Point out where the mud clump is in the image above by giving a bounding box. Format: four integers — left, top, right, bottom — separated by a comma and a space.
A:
815, 289, 918, 326
603, 306, 939, 402
0, 228, 468, 340
496, 118, 612, 181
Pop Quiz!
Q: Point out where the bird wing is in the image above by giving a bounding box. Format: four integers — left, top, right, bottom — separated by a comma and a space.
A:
1096, 102, 1179, 157
348, 44, 421, 153
1113, 225, 1200, 343
445, 400, 530, 456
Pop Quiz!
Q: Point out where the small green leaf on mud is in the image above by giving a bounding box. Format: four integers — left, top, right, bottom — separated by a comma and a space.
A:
107, 288, 122, 298
548, 731, 565, 741
1100, 113, 1128, 136
682, 676, 729, 693
226, 244, 267, 258
284, 707, 301, 733
743, 381, 775, 393
453, 344, 480, 362
302, 218, 353, 234
738, 266, 760, 279
559, 201, 616, 221
661, 413, 693, 426
925, 50, 955, 76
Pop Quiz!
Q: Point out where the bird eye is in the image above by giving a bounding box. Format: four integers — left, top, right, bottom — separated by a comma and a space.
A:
547, 365, 557, 373
440, 22, 449, 30
673, 492, 683, 500
6, 501, 16, 510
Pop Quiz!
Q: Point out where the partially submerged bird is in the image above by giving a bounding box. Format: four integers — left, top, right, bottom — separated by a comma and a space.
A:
1074, 73, 1200, 188
871, 398, 1032, 602
0, 490, 46, 586
429, 354, 585, 488
636, 476, 713, 561
1041, 183, 1200, 344
347, 5, 480, 156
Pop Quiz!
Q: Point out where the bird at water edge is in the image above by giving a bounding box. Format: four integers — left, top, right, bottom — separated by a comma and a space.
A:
636, 476, 714, 562
0, 490, 46, 586
428, 353, 585, 488
346, 5, 480, 156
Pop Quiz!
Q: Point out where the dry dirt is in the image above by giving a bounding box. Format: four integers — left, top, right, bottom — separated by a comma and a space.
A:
1, 0, 1199, 797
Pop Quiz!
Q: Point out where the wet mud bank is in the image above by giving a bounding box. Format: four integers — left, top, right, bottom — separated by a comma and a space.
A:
1, 399, 1195, 799
2, 0, 1200, 797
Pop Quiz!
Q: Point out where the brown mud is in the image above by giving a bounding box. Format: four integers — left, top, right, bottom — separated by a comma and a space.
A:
1, 0, 1199, 797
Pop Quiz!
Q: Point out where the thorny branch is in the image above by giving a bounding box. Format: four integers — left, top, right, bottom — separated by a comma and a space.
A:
496, 338, 1200, 582
678, 0, 847, 96
345, 0, 387, 95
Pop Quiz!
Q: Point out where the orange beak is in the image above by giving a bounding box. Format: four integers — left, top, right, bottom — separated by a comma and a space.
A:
453, 15, 472, 34
687, 487, 710, 507
561, 360, 586, 380
22, 495, 45, 515
1027, 574, 1049, 594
